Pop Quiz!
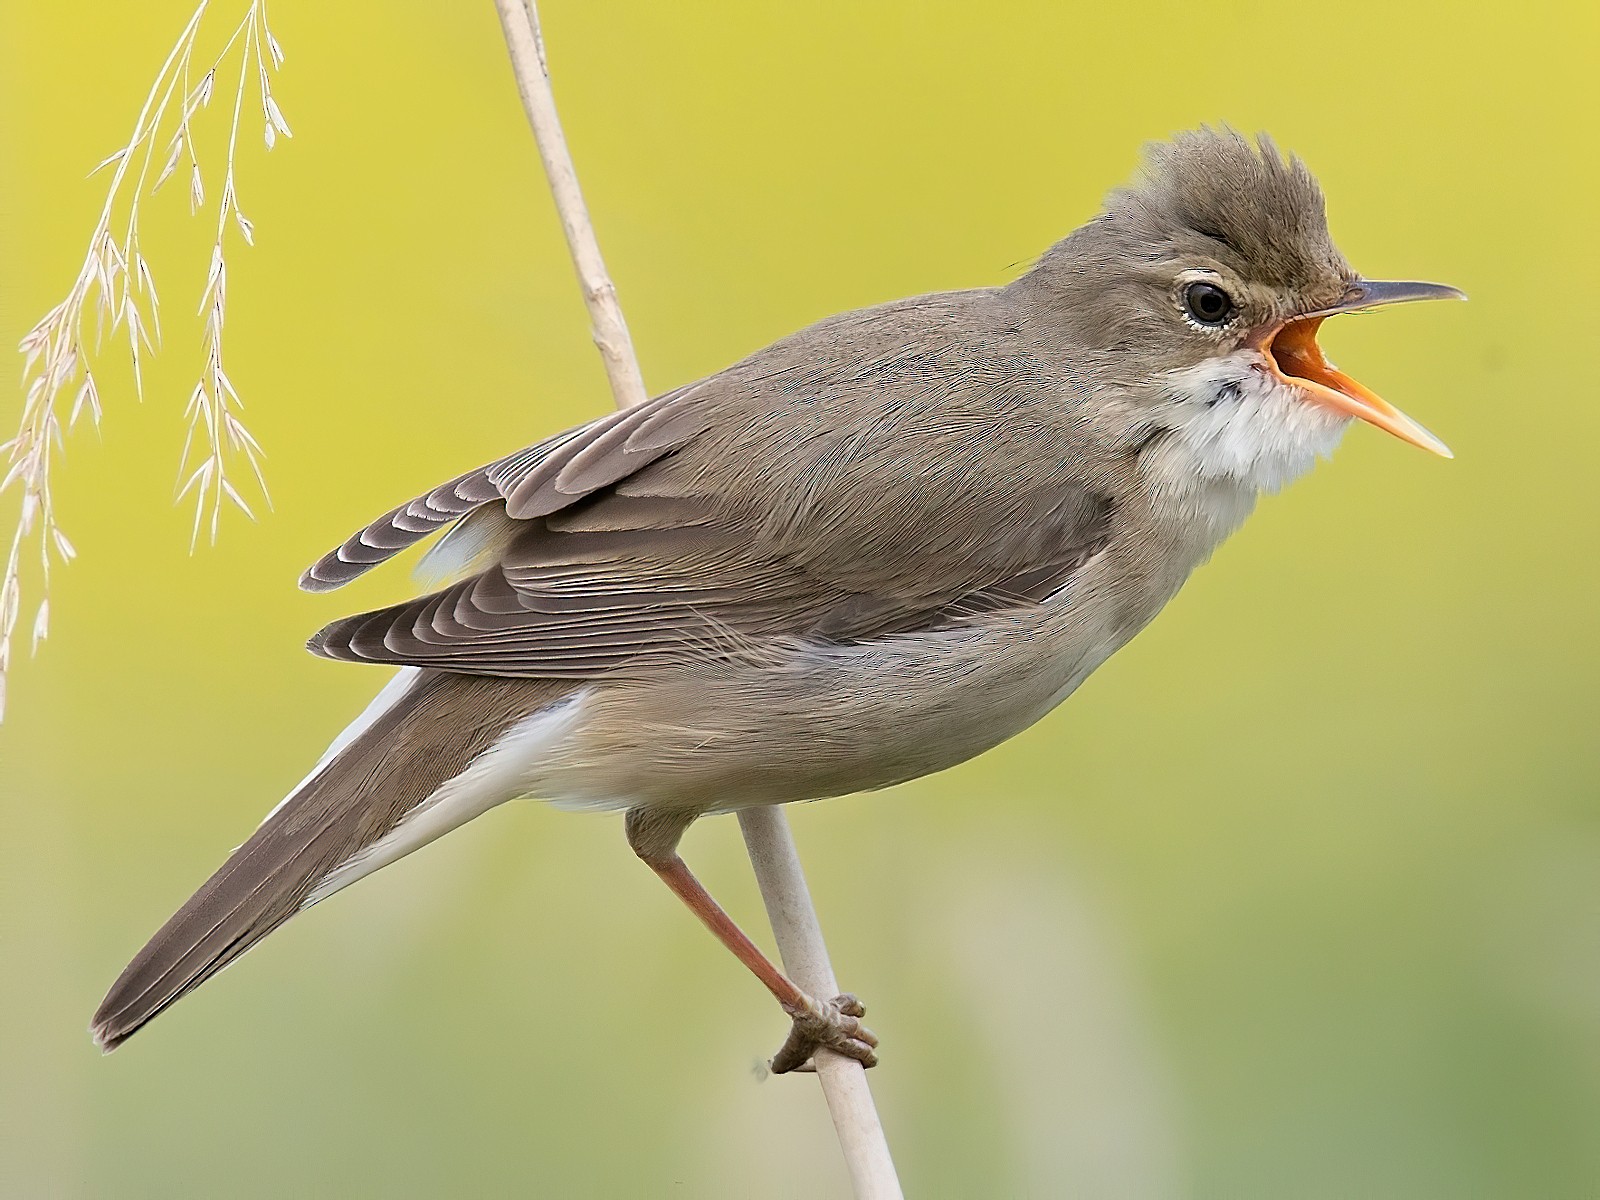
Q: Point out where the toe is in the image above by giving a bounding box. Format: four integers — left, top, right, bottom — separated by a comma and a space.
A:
833, 993, 866, 1019
828, 1006, 878, 1049
769, 1036, 815, 1075
838, 1038, 878, 1069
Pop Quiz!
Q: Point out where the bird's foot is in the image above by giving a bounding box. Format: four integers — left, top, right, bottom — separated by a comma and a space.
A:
769, 992, 878, 1074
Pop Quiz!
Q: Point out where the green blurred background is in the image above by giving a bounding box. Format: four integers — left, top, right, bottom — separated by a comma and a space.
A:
2, 2, 1596, 1196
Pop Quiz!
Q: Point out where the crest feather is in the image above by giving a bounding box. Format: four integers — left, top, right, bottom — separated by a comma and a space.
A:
1113, 126, 1345, 286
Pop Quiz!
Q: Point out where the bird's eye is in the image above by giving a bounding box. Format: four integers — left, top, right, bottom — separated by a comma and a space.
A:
1182, 281, 1235, 327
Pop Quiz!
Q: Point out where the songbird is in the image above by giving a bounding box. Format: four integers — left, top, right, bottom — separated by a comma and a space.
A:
92, 128, 1462, 1069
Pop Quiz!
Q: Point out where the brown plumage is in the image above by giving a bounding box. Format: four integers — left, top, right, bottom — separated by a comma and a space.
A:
306, 290, 1117, 678
93, 128, 1460, 1062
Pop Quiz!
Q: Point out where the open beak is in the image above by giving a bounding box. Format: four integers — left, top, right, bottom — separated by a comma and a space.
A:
1259, 279, 1465, 458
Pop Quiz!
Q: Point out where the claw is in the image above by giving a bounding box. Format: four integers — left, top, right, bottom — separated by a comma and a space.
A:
769, 992, 879, 1075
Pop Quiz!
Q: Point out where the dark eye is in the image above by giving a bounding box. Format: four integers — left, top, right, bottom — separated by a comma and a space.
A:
1183, 281, 1235, 327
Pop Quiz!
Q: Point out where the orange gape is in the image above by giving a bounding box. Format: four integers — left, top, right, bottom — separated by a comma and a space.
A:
1265, 315, 1453, 456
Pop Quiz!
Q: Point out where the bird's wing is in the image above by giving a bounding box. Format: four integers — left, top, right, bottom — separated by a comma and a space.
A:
299, 383, 710, 593
303, 295, 1114, 678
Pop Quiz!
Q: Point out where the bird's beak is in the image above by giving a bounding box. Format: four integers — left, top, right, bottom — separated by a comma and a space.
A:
1259, 279, 1466, 458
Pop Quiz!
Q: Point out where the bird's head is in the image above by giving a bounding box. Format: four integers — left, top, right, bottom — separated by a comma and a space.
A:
1017, 127, 1462, 491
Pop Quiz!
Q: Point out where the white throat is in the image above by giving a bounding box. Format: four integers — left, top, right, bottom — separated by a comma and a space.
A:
1154, 351, 1350, 493
1131, 350, 1351, 553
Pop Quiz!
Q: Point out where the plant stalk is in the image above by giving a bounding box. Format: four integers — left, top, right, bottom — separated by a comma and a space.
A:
489, 3, 902, 1195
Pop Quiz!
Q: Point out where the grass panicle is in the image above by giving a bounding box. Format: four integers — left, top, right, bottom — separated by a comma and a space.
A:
4, 0, 289, 719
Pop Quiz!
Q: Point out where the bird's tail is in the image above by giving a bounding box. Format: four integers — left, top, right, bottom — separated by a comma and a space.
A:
91, 669, 573, 1051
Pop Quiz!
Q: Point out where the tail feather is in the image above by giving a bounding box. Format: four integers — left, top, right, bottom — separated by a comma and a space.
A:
91, 670, 566, 1051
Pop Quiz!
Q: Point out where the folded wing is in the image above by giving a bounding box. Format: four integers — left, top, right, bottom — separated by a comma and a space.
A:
298, 384, 711, 593
302, 306, 1115, 680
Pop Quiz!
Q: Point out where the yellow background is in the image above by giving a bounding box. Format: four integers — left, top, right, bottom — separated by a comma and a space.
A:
3, 2, 1596, 1196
